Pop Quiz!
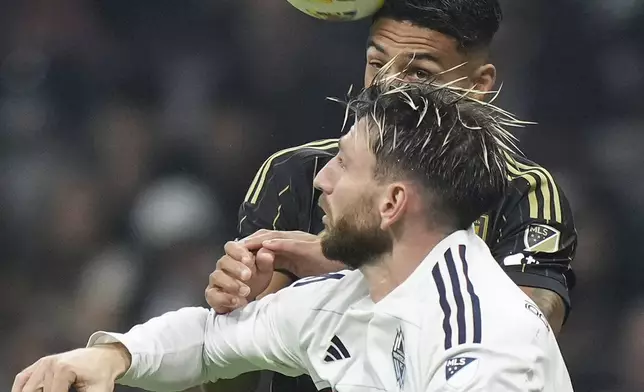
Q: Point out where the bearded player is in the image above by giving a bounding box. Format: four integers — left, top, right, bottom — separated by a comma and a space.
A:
207, 0, 577, 391
13, 79, 573, 392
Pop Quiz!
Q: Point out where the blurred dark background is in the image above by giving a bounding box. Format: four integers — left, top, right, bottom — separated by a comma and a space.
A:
0, 1, 643, 391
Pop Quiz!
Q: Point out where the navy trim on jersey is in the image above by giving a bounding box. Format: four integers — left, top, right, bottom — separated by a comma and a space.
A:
445, 250, 467, 345
432, 246, 483, 349
432, 264, 453, 350
459, 245, 482, 343
292, 273, 345, 287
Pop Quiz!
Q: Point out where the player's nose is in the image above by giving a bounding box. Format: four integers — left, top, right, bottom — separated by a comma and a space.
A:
313, 163, 332, 194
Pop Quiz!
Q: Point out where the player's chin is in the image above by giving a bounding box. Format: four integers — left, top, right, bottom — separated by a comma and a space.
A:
319, 226, 337, 246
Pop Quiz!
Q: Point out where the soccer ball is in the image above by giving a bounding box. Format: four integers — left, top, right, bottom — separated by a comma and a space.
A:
286, 0, 385, 22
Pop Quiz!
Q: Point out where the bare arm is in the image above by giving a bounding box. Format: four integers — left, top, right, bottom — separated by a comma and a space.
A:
520, 286, 565, 336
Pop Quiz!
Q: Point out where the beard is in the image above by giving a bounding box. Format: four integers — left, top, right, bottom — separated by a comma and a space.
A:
320, 200, 392, 269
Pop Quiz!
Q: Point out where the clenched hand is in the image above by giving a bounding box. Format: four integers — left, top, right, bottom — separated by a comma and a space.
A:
205, 237, 275, 313
205, 230, 346, 314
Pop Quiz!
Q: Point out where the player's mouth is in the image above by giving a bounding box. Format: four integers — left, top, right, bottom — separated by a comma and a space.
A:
318, 198, 329, 215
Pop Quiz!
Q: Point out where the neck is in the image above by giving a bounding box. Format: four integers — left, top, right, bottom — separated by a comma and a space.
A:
361, 230, 447, 303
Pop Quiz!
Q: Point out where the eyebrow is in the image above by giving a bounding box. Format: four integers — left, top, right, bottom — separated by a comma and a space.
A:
337, 137, 354, 160
366, 38, 440, 63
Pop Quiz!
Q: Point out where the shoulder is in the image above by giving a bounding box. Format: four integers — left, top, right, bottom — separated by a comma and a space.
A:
244, 139, 338, 204
272, 270, 365, 324
421, 278, 552, 358
506, 154, 564, 192
502, 153, 573, 224
426, 234, 552, 338
285, 270, 363, 302
259, 139, 338, 169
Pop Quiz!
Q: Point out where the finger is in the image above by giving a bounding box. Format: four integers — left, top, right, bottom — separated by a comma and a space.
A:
42, 368, 53, 392
241, 228, 271, 240
12, 367, 34, 392
223, 241, 255, 261
221, 242, 256, 270
49, 368, 74, 392
240, 235, 272, 249
240, 231, 285, 249
240, 253, 255, 269
218, 257, 252, 282
21, 363, 46, 392
231, 295, 249, 308
209, 270, 251, 296
288, 230, 320, 241
262, 238, 299, 253
206, 289, 246, 313
255, 249, 275, 273
245, 230, 316, 242
211, 295, 247, 313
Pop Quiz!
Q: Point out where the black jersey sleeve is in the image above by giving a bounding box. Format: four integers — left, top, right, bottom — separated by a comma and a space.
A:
481, 155, 577, 313
238, 139, 338, 238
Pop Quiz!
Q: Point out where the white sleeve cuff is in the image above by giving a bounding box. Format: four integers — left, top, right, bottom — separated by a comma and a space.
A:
85, 307, 212, 391
87, 331, 140, 382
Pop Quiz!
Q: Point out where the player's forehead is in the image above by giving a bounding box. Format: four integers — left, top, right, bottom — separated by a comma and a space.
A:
367, 18, 460, 60
340, 121, 372, 156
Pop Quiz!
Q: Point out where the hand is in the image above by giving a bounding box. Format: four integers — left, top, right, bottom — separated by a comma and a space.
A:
12, 344, 131, 392
205, 239, 274, 314
245, 230, 345, 278
241, 230, 320, 272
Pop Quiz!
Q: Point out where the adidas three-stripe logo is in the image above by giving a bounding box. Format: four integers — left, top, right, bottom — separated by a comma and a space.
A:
432, 245, 482, 350
324, 335, 351, 362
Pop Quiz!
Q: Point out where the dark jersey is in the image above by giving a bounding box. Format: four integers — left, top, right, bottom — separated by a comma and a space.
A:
238, 138, 577, 392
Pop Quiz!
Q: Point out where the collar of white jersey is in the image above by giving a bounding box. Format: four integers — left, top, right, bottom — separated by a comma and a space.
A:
372, 227, 480, 309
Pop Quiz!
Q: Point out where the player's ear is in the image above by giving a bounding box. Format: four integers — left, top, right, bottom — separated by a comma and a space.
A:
470, 63, 496, 94
378, 183, 408, 230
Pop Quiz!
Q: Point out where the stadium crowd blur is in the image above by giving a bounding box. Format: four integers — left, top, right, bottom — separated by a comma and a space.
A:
0, 1, 642, 391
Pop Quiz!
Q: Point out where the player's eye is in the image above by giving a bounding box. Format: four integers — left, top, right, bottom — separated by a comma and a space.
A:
369, 61, 383, 69
408, 68, 432, 81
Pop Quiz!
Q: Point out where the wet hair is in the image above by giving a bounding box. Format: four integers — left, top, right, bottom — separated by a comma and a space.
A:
373, 0, 503, 51
334, 70, 527, 230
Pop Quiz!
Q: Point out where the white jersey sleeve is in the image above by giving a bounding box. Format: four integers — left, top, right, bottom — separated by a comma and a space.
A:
87, 294, 306, 391
419, 233, 573, 392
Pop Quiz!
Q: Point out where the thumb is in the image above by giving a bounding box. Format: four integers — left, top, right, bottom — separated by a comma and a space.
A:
262, 238, 298, 254
255, 248, 275, 274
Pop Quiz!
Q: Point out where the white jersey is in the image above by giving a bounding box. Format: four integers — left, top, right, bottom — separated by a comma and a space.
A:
89, 230, 573, 392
